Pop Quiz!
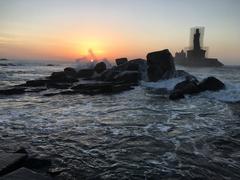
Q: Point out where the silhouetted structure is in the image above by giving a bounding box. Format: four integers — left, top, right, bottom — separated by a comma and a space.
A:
175, 27, 223, 67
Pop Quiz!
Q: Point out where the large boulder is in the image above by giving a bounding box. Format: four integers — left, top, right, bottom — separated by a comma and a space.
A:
147, 49, 176, 81
64, 67, 77, 77
94, 62, 107, 73
198, 76, 225, 91
115, 59, 146, 72
116, 58, 128, 66
169, 78, 200, 100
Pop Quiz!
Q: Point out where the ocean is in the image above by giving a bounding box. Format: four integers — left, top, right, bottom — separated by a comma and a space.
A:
0, 60, 240, 179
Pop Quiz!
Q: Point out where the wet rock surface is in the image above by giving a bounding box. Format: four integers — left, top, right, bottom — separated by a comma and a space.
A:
0, 150, 53, 180
199, 76, 225, 91
169, 76, 225, 100
0, 167, 52, 180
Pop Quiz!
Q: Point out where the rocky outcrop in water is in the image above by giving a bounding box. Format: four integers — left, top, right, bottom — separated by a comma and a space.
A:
198, 76, 225, 91
169, 76, 225, 100
0, 49, 226, 100
147, 49, 176, 81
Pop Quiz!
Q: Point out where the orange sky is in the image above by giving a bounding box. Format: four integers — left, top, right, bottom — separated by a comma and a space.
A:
1, 0, 240, 64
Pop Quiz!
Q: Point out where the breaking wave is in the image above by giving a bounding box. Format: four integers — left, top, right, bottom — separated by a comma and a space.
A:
141, 77, 240, 103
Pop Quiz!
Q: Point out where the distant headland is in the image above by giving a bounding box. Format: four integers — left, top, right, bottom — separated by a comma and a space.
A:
0, 58, 9, 61
175, 27, 224, 67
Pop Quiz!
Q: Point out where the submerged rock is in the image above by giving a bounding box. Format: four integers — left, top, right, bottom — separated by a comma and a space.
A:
169, 91, 185, 100
115, 58, 128, 66
0, 88, 25, 95
198, 76, 225, 91
25, 80, 48, 87
147, 49, 176, 81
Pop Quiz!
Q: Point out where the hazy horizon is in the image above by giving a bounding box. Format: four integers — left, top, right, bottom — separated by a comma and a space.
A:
1, 0, 240, 65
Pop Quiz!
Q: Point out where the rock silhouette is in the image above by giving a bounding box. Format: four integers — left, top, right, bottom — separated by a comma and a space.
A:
116, 58, 128, 66
0, 49, 226, 100
94, 62, 107, 73
147, 49, 176, 81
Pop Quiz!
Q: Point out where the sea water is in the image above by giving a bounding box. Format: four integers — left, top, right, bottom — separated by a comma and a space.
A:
0, 61, 240, 179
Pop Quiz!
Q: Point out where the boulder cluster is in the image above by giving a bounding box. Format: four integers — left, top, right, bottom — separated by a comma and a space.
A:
0, 49, 225, 100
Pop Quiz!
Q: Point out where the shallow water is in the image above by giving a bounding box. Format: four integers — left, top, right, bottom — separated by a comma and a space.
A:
0, 61, 240, 179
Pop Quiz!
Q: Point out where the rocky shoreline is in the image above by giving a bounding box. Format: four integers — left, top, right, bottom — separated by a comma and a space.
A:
0, 49, 225, 100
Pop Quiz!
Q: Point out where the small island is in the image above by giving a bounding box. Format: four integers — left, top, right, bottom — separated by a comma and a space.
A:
0, 58, 9, 61
175, 27, 223, 67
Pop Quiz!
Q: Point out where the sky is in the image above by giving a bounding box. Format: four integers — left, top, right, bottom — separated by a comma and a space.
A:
0, 0, 240, 64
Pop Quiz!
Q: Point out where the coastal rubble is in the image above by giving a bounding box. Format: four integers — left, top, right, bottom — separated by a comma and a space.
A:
0, 49, 225, 100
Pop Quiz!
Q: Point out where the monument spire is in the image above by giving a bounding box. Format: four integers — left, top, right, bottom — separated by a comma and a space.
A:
194, 29, 201, 51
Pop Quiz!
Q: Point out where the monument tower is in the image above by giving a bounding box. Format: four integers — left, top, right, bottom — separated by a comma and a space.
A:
187, 28, 206, 60
174, 27, 223, 67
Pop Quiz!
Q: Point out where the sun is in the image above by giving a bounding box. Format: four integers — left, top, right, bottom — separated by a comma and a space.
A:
74, 40, 105, 60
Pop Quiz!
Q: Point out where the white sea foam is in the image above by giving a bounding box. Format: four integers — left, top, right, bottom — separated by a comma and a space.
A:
142, 77, 240, 103
73, 58, 112, 71
201, 82, 240, 103
141, 77, 185, 91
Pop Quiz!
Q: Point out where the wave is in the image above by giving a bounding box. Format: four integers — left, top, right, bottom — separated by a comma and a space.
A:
201, 82, 240, 103
141, 77, 185, 91
141, 78, 240, 103
73, 58, 112, 71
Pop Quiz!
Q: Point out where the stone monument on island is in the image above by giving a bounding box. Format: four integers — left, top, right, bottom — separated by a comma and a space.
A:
175, 27, 223, 67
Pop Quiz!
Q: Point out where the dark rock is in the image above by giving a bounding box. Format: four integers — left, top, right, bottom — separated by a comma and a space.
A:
169, 78, 200, 100
0, 58, 8, 61
174, 70, 198, 82
46, 82, 71, 89
49, 72, 78, 83
114, 71, 140, 84
77, 69, 95, 78
0, 88, 25, 95
23, 158, 51, 170
71, 82, 134, 95
174, 79, 200, 95
94, 62, 107, 73
25, 80, 48, 87
198, 76, 225, 91
46, 64, 54, 66
0, 153, 28, 176
100, 69, 120, 81
115, 58, 128, 66
169, 91, 185, 100
15, 148, 28, 154
147, 49, 176, 81
0, 167, 52, 180
115, 59, 146, 72
63, 67, 77, 77
48, 167, 68, 176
